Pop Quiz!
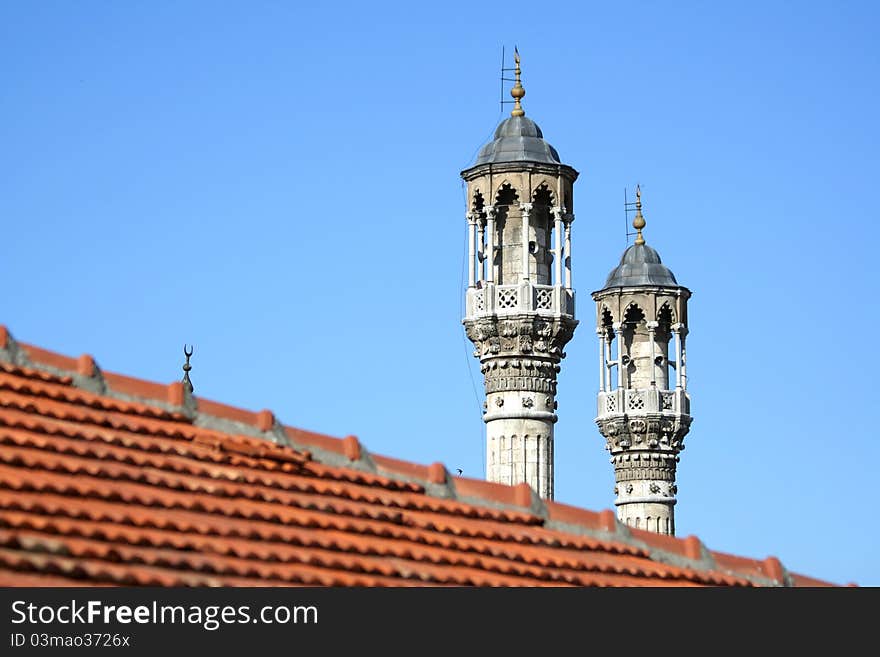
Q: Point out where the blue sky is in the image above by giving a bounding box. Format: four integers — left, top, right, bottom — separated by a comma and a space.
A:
2, 1, 878, 585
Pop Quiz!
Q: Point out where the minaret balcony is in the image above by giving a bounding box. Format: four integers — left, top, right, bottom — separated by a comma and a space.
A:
597, 388, 690, 419
466, 283, 575, 319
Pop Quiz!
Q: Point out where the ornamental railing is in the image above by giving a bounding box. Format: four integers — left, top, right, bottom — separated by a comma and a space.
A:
596, 389, 690, 418
466, 283, 575, 319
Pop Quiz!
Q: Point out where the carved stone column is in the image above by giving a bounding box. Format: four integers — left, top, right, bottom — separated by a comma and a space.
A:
672, 323, 683, 390
552, 206, 564, 287
467, 213, 476, 289
520, 202, 532, 282
613, 322, 625, 390
646, 320, 659, 387
485, 206, 496, 284
564, 214, 573, 289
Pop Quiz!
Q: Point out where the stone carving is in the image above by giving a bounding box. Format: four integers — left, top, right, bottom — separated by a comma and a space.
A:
497, 288, 518, 309
626, 484, 634, 494
495, 397, 504, 407
500, 321, 518, 338
482, 358, 560, 395
464, 316, 577, 371
627, 393, 645, 410
649, 483, 661, 494
522, 397, 534, 408
614, 466, 677, 482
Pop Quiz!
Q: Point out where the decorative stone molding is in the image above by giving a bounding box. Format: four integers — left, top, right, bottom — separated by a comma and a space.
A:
465, 316, 577, 361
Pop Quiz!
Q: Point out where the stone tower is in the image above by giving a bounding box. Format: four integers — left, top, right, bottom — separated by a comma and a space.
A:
592, 188, 691, 534
462, 52, 578, 499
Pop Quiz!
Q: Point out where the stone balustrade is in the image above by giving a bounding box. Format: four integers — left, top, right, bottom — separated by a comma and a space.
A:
466, 283, 575, 319
596, 388, 690, 418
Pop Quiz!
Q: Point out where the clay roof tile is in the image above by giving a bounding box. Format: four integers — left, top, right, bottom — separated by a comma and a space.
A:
0, 328, 839, 587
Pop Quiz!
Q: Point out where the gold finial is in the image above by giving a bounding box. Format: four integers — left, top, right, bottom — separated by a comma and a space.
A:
633, 185, 646, 245
510, 47, 525, 117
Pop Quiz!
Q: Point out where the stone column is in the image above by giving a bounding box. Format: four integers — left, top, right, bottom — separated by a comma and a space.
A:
597, 327, 606, 392
552, 206, 563, 286
467, 213, 476, 288
485, 206, 496, 284
672, 323, 683, 390
605, 329, 614, 390
679, 326, 688, 390
613, 322, 625, 389
564, 215, 573, 289
477, 219, 485, 283
520, 202, 532, 281
646, 320, 658, 387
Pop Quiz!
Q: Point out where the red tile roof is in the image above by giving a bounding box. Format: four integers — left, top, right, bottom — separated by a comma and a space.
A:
0, 326, 838, 587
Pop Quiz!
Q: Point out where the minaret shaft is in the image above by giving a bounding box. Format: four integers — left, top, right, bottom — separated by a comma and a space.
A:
461, 174, 577, 500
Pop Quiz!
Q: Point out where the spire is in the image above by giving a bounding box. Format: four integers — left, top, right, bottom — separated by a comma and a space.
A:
510, 47, 525, 117
182, 344, 194, 394
633, 185, 646, 245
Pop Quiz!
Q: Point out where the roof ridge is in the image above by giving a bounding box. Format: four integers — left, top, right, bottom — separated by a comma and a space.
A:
0, 325, 839, 587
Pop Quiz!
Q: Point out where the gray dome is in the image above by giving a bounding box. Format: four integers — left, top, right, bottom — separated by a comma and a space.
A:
473, 116, 561, 165
602, 243, 679, 288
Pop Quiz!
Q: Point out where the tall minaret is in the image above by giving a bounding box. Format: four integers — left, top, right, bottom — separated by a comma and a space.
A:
462, 52, 578, 499
592, 188, 691, 534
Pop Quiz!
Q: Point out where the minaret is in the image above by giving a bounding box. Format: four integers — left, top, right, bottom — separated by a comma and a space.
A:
592, 188, 691, 534
462, 52, 578, 499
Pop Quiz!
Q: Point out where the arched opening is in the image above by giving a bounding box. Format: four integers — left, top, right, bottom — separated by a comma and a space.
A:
622, 304, 645, 388
472, 190, 485, 215
601, 308, 616, 389
530, 185, 554, 284
471, 191, 486, 284
655, 304, 675, 390
494, 184, 519, 284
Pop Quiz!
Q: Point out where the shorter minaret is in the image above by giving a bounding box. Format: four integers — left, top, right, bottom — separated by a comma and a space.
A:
592, 188, 691, 535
